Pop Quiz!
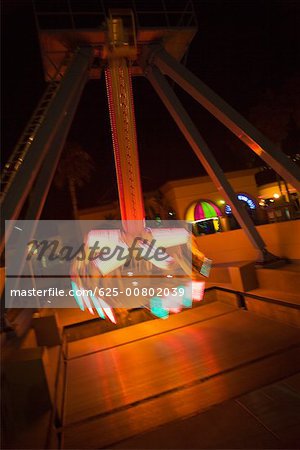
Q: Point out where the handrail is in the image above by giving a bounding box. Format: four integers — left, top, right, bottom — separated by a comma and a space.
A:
205, 285, 300, 311
45, 331, 67, 449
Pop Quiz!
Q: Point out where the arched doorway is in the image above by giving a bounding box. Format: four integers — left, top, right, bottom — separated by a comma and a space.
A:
185, 200, 222, 235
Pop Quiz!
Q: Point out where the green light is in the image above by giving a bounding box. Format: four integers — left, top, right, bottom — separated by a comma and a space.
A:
150, 297, 169, 319
71, 281, 85, 311
178, 285, 192, 308
90, 293, 106, 319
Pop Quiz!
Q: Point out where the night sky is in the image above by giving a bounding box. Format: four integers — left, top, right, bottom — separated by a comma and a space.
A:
2, 0, 300, 218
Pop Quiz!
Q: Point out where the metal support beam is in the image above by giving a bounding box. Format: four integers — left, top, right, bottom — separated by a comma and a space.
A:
145, 65, 271, 262
25, 69, 99, 221
144, 45, 300, 192
6, 73, 89, 294
1, 46, 94, 253
6, 67, 95, 307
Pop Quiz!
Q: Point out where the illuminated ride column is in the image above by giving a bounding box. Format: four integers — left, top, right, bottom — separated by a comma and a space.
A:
105, 12, 144, 235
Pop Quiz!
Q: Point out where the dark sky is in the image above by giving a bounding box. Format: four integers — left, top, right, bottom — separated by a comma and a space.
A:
2, 0, 300, 217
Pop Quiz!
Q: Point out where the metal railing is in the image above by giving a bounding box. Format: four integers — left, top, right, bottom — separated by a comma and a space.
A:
205, 285, 300, 311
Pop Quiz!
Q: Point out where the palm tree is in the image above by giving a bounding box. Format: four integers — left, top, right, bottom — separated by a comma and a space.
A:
144, 190, 175, 221
54, 141, 94, 218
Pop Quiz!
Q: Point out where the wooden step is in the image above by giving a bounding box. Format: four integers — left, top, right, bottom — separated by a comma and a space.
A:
255, 263, 300, 295
244, 289, 300, 328
61, 346, 300, 449
61, 307, 300, 448
110, 374, 300, 449
66, 301, 237, 359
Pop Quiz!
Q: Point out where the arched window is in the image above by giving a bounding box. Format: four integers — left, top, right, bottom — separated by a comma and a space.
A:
224, 193, 257, 214
224, 193, 258, 229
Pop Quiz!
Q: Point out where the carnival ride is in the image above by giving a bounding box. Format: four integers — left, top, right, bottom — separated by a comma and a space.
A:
1, 1, 300, 324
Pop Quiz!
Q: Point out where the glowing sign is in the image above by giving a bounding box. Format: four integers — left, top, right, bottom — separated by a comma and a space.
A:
225, 194, 256, 214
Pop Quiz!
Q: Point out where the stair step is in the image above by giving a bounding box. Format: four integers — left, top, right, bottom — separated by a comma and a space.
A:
244, 289, 300, 327
246, 288, 300, 306
255, 264, 300, 295
208, 266, 231, 283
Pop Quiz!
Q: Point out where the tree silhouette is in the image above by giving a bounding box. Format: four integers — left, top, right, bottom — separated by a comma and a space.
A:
144, 190, 175, 221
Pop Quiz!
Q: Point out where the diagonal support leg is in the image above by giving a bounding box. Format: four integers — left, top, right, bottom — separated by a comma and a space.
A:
145, 65, 276, 263
143, 45, 300, 192
6, 73, 91, 302
0, 47, 94, 254
25, 69, 99, 221
0, 49, 94, 328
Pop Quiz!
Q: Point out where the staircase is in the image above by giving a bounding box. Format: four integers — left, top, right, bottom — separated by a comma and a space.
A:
206, 261, 300, 327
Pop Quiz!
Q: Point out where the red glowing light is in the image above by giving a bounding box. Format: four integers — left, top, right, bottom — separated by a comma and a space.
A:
192, 281, 205, 301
